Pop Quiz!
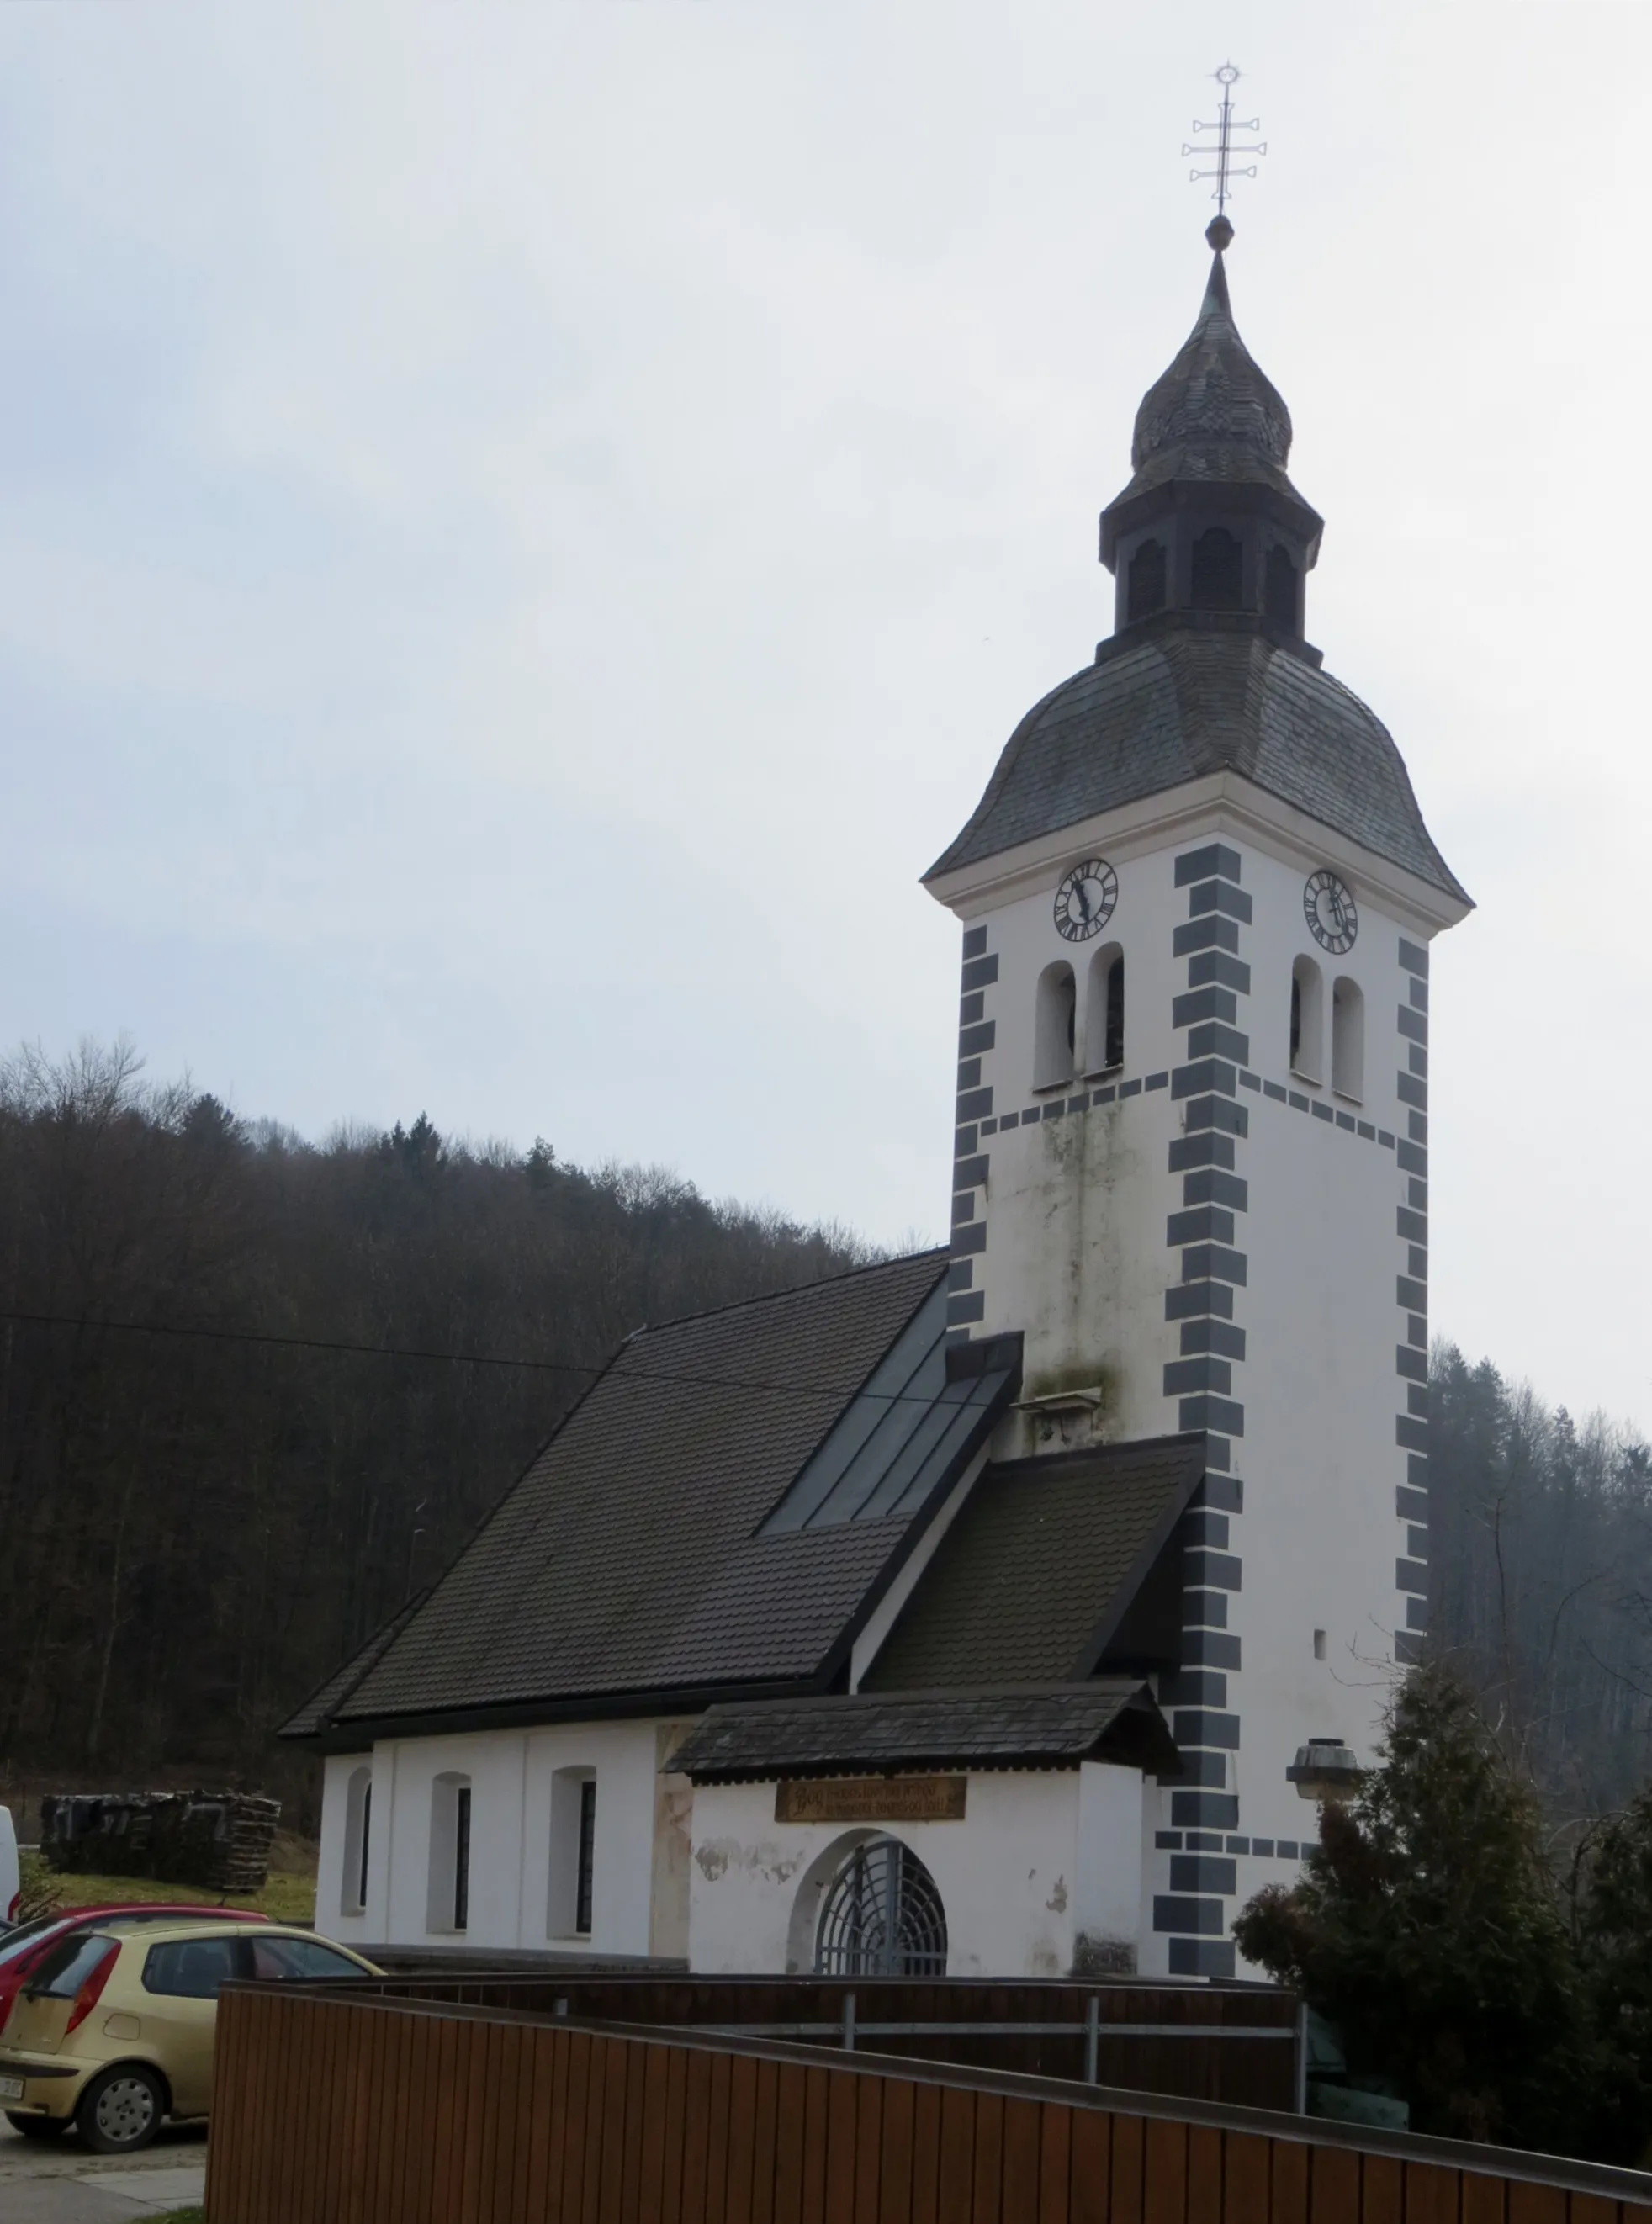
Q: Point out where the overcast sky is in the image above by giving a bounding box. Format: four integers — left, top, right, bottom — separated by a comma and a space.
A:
0, 2, 1646, 1427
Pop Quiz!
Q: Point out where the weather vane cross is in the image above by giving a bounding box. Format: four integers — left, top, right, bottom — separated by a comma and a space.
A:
1183, 61, 1266, 218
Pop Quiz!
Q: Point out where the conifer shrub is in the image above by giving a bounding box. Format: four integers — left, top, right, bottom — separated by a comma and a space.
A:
1576, 1784, 1652, 2163
1233, 1663, 1586, 2150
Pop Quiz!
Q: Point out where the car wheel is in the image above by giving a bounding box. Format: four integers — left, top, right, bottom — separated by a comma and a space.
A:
75, 2065, 166, 2154
5, 2110, 71, 2138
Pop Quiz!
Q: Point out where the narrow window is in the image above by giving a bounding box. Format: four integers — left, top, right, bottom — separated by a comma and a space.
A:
1332, 977, 1364, 1100
359, 1785, 372, 1914
1035, 962, 1077, 1090
1190, 527, 1243, 611
548, 1766, 597, 1937
341, 1766, 371, 1918
1083, 944, 1124, 1075
1126, 538, 1166, 622
1290, 956, 1323, 1083
1313, 1629, 1327, 1661
453, 1786, 471, 1931
575, 1780, 596, 1936
1265, 544, 1298, 628
426, 1771, 473, 1935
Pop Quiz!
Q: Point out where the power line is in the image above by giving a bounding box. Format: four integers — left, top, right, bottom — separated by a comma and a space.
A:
0, 1303, 968, 1410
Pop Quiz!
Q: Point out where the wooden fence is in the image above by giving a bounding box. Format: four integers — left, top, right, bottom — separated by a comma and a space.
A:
206, 1986, 1652, 2224
339, 1974, 1301, 2112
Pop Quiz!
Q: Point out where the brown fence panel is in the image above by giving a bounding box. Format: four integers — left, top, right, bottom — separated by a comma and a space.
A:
204, 1988, 1652, 2224
336, 1972, 1299, 2111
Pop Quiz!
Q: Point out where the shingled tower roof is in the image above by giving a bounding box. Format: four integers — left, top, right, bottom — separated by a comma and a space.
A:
927, 225, 1468, 911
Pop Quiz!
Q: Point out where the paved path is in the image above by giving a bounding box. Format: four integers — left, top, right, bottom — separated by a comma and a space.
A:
0, 2116, 207, 2221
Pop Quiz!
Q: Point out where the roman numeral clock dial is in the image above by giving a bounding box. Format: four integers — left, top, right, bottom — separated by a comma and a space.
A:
1053, 859, 1118, 942
1304, 868, 1358, 955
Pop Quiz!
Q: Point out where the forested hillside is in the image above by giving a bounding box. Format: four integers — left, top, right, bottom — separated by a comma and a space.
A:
0, 1041, 876, 1812
3, 1038, 1651, 1827
1429, 1347, 1652, 1811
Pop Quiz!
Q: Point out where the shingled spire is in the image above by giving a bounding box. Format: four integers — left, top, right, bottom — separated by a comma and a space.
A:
1099, 221, 1322, 643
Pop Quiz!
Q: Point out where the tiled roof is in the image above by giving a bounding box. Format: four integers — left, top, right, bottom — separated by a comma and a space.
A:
278, 1594, 428, 1741
862, 1438, 1205, 1691
925, 625, 1469, 903
282, 1252, 989, 1739
670, 1681, 1179, 1781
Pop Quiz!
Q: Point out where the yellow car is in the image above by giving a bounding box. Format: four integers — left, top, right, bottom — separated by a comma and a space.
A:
0, 1917, 379, 2152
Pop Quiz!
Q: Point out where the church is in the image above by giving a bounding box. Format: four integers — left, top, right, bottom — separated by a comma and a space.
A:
283, 217, 1469, 1984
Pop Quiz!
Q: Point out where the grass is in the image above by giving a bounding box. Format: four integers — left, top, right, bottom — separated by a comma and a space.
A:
146, 2212, 203, 2223
17, 1833, 319, 1926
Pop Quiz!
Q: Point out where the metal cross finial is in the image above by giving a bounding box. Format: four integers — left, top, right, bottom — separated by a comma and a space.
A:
1183, 61, 1267, 220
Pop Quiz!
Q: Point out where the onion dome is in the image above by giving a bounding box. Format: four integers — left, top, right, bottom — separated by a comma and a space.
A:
1099, 223, 1322, 632
926, 224, 1467, 913
1123, 231, 1297, 506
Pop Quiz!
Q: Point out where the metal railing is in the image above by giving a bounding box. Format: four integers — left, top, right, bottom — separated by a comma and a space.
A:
549, 1988, 1307, 2101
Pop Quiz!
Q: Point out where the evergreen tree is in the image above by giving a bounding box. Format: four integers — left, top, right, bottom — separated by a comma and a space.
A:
1233, 1663, 1584, 2148
1577, 1786, 1652, 2162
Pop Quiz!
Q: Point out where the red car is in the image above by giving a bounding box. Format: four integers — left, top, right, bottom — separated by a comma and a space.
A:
0, 1905, 273, 2033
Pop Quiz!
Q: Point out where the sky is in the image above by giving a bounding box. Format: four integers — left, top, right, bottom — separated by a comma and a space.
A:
0, 1, 1647, 1427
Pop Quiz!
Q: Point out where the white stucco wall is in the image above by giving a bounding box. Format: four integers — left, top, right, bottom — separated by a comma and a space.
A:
687, 1765, 1146, 1979
316, 1714, 693, 1956
932, 780, 1463, 1977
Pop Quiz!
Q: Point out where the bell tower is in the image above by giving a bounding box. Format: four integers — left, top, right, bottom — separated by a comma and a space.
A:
924, 224, 1470, 1977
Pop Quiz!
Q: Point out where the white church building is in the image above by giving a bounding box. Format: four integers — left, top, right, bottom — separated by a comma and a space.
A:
284, 219, 1469, 1984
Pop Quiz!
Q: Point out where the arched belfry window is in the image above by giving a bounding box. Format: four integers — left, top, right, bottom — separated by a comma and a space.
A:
1265, 544, 1298, 628
1126, 539, 1166, 622
1332, 977, 1364, 1100
1190, 527, 1243, 611
1290, 956, 1324, 1083
815, 1837, 948, 1978
1083, 944, 1125, 1074
1035, 962, 1077, 1091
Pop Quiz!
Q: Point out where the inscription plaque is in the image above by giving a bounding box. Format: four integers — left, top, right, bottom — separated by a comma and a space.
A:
774, 1776, 967, 1824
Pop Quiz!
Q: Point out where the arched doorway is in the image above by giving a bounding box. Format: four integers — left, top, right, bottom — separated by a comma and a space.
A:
813, 1835, 947, 1977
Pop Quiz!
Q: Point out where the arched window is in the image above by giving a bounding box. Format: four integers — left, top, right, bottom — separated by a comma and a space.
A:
1126, 538, 1166, 622
814, 1837, 947, 1978
547, 1766, 598, 1939
427, 1771, 473, 1935
1290, 956, 1323, 1083
1265, 544, 1298, 628
1332, 977, 1364, 1100
1083, 944, 1125, 1074
1190, 527, 1243, 611
1035, 962, 1076, 1091
341, 1766, 371, 1918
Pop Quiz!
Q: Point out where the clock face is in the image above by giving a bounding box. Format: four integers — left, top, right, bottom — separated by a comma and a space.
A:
1304, 869, 1358, 955
1053, 859, 1118, 943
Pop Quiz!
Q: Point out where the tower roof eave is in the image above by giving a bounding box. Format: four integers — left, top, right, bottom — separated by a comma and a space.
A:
1099, 467, 1324, 571
921, 627, 1469, 913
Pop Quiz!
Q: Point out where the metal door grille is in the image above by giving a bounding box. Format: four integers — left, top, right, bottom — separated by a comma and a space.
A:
814, 1838, 947, 1978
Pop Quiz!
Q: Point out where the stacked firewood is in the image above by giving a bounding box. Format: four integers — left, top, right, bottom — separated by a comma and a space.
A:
40, 1791, 282, 1892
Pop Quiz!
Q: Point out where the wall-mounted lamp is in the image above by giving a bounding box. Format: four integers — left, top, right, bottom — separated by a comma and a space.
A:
1286, 1737, 1362, 1803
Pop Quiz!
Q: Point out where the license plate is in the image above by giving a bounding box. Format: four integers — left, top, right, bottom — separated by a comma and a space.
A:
0, 2075, 24, 2100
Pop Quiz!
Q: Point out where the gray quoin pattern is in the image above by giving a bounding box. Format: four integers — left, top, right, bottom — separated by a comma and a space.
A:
1152, 840, 1252, 1979
1394, 937, 1431, 1665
